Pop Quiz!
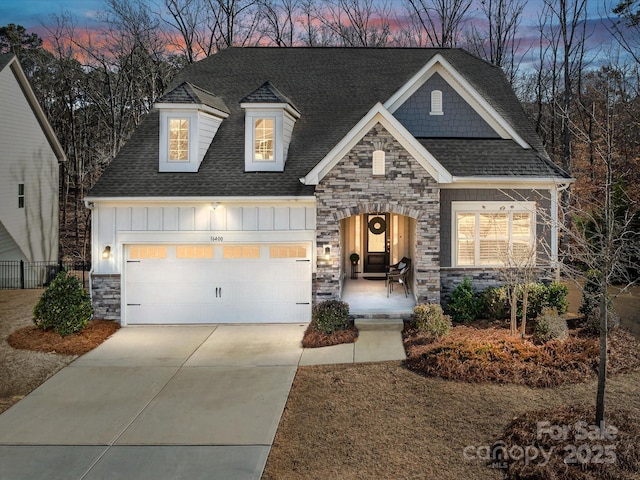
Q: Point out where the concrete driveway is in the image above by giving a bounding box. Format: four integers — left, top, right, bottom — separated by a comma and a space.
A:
0, 324, 307, 480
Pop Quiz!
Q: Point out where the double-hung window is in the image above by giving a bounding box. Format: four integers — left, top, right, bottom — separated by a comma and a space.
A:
254, 118, 274, 161
168, 118, 190, 161
453, 202, 535, 267
18, 183, 24, 208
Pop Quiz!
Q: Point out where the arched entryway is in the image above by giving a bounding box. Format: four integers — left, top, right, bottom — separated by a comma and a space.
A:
339, 209, 416, 315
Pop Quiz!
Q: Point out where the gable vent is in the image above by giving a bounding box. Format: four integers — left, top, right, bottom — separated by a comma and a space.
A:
372, 150, 385, 176
430, 90, 443, 115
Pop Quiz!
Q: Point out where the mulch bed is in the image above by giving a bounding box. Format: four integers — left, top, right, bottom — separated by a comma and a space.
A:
499, 404, 640, 479
404, 323, 640, 388
7, 320, 120, 356
301, 323, 358, 348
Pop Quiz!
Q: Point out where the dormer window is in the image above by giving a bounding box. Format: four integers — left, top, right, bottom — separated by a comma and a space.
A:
254, 118, 274, 161
241, 81, 300, 172
169, 118, 190, 161
155, 82, 229, 173
430, 90, 443, 115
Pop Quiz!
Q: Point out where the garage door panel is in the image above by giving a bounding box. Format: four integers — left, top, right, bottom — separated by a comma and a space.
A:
125, 244, 311, 325
128, 282, 214, 304
127, 303, 216, 324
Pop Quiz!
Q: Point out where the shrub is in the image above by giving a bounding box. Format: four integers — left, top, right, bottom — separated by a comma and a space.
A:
33, 270, 93, 336
447, 277, 481, 323
533, 307, 568, 343
545, 282, 568, 314
518, 282, 548, 320
578, 270, 620, 335
480, 286, 509, 320
412, 303, 451, 339
311, 300, 350, 334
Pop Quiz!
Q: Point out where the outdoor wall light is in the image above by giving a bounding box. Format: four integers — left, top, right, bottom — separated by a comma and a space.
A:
324, 245, 331, 261
210, 202, 220, 210
102, 246, 112, 259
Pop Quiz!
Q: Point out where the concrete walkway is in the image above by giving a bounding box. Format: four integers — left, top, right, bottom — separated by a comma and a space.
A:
0, 323, 405, 480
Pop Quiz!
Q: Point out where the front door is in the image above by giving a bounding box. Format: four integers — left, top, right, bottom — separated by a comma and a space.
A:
364, 213, 389, 273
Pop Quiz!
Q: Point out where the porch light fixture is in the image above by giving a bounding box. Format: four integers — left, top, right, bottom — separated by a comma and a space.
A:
102, 245, 112, 259
324, 245, 331, 261
210, 202, 220, 210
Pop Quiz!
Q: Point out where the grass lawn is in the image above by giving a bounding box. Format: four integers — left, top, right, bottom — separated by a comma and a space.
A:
263, 283, 640, 479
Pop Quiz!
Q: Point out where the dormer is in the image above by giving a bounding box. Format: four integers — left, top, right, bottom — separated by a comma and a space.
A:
155, 82, 229, 172
241, 81, 300, 172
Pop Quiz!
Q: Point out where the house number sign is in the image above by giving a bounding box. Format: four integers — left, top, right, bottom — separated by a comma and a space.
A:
210, 236, 224, 242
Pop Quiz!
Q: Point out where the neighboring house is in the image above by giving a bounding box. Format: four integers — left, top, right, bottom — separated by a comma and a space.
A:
86, 47, 572, 325
0, 53, 64, 286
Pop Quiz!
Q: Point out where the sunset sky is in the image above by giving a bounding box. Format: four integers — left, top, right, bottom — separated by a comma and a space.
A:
0, 0, 621, 60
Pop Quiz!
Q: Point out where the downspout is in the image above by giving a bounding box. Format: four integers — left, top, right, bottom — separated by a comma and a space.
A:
83, 199, 95, 300
551, 182, 571, 282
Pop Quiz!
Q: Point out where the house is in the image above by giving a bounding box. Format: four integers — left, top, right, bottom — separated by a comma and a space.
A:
85, 47, 572, 325
0, 53, 64, 287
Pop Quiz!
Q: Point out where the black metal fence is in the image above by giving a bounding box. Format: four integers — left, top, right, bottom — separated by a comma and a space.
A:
0, 261, 90, 290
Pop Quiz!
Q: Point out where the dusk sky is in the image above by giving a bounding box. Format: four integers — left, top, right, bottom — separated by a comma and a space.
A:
0, 0, 621, 61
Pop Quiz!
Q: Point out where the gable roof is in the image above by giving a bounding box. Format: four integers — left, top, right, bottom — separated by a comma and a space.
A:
0, 53, 66, 163
156, 81, 230, 115
89, 47, 568, 199
241, 81, 298, 110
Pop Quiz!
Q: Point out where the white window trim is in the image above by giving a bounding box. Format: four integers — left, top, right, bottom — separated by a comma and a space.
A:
159, 110, 199, 172
253, 117, 276, 162
430, 89, 443, 115
243, 109, 285, 171
451, 201, 536, 267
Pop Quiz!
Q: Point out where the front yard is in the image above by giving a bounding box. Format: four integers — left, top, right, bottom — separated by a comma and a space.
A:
1, 283, 639, 478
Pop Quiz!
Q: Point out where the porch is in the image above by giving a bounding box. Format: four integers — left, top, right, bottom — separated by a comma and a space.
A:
341, 276, 415, 320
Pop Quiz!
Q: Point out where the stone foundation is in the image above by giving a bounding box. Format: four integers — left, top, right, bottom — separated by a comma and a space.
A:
440, 267, 556, 306
91, 274, 121, 321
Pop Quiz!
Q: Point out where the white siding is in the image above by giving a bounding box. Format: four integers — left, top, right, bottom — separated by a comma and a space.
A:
0, 62, 59, 262
92, 201, 316, 274
197, 112, 223, 163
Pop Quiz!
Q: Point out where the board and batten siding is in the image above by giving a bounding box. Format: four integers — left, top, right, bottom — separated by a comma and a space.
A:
92, 201, 316, 274
0, 62, 59, 262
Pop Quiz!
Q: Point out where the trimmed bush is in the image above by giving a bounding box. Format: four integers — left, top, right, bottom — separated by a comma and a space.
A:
412, 303, 451, 339
582, 309, 620, 335
311, 300, 350, 334
533, 307, 568, 343
545, 282, 568, 314
33, 270, 93, 336
477, 282, 569, 321
480, 286, 509, 320
447, 277, 481, 323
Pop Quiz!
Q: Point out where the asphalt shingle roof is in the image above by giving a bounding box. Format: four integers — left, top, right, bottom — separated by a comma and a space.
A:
90, 47, 568, 199
240, 81, 299, 113
157, 82, 230, 114
418, 139, 568, 178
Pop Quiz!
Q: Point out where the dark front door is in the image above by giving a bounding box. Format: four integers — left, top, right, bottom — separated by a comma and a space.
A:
364, 213, 389, 273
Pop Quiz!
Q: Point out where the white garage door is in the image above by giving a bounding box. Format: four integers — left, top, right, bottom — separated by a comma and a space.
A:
124, 244, 312, 324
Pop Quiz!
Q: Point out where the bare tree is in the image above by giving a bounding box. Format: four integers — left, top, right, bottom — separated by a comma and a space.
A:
465, 0, 528, 86
258, 0, 301, 46
403, 0, 472, 47
313, 0, 393, 47
608, 0, 640, 64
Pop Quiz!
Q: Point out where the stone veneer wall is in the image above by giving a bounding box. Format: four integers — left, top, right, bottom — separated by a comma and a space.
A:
314, 122, 440, 304
440, 267, 556, 306
91, 274, 121, 321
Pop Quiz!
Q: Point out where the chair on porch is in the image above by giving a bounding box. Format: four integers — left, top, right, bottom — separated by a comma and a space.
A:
385, 257, 411, 286
387, 265, 410, 298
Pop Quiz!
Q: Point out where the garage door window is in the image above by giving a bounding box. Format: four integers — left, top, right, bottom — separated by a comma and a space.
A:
130, 246, 167, 259
270, 245, 307, 258
177, 245, 213, 259
223, 245, 260, 259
